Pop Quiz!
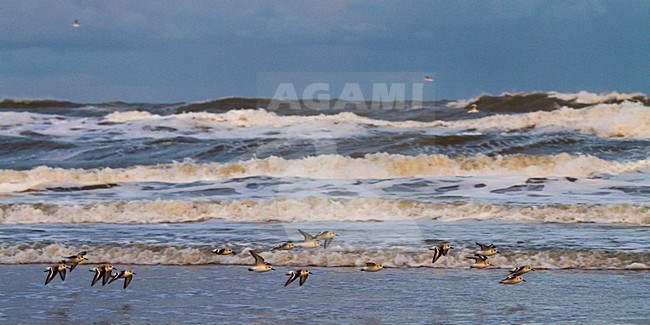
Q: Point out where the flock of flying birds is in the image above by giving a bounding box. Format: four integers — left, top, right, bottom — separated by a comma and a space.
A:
43, 251, 135, 289
42, 229, 533, 289
212, 229, 535, 287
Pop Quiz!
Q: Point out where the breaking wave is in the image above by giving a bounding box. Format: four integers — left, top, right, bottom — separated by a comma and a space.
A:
102, 101, 650, 139
1, 243, 647, 270
446, 91, 648, 110
447, 102, 650, 139
1, 153, 648, 190
2, 101, 648, 141
1, 199, 648, 224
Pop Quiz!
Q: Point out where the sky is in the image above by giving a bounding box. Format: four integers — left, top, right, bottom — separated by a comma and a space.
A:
0, 0, 648, 103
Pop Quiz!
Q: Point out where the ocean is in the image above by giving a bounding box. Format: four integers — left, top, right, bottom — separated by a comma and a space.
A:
0, 91, 649, 323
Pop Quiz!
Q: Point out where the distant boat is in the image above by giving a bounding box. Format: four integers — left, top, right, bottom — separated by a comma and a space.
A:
73, 20, 80, 28
423, 76, 433, 82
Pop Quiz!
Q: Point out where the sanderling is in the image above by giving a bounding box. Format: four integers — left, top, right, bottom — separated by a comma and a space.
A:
467, 254, 491, 269
271, 242, 295, 251
44, 262, 68, 285
509, 265, 534, 276
213, 248, 236, 255
361, 262, 384, 272
109, 269, 136, 289
430, 241, 453, 264
475, 242, 498, 256
500, 274, 525, 285
298, 230, 320, 249
63, 251, 87, 272
315, 231, 338, 249
285, 268, 313, 287
248, 250, 274, 273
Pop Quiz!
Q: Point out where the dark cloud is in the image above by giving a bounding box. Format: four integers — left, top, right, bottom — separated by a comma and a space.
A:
0, 1, 647, 102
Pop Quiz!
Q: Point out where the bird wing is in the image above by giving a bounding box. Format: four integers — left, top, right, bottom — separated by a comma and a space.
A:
250, 250, 265, 266
509, 266, 523, 275
91, 269, 102, 286
431, 248, 442, 264
365, 262, 377, 267
102, 268, 113, 286
475, 242, 490, 250
323, 238, 333, 249
59, 267, 67, 281
123, 275, 133, 289
466, 254, 487, 261
285, 272, 298, 287
44, 268, 56, 285
69, 262, 79, 272
298, 229, 314, 241
108, 271, 122, 285
299, 273, 309, 286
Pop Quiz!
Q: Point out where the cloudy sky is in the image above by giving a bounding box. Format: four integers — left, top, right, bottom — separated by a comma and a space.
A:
0, 0, 648, 103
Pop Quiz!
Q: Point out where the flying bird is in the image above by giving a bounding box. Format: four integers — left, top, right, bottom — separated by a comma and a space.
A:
271, 242, 295, 251
297, 230, 320, 249
285, 268, 313, 287
314, 231, 337, 249
63, 251, 87, 272
248, 250, 274, 273
430, 242, 453, 264
213, 248, 236, 255
109, 269, 136, 289
360, 262, 384, 272
44, 262, 68, 285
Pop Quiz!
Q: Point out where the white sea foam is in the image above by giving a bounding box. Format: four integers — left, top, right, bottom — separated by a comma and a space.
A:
446, 101, 650, 138
105, 109, 441, 129
446, 93, 490, 108
1, 243, 646, 270
0, 154, 648, 189
0, 181, 45, 194
547, 91, 646, 104
1, 100, 648, 139
1, 199, 648, 224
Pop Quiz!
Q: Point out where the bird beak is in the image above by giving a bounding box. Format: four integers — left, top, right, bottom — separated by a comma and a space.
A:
450, 246, 454, 249
531, 269, 535, 271
271, 268, 276, 271
522, 279, 526, 282
132, 272, 137, 275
